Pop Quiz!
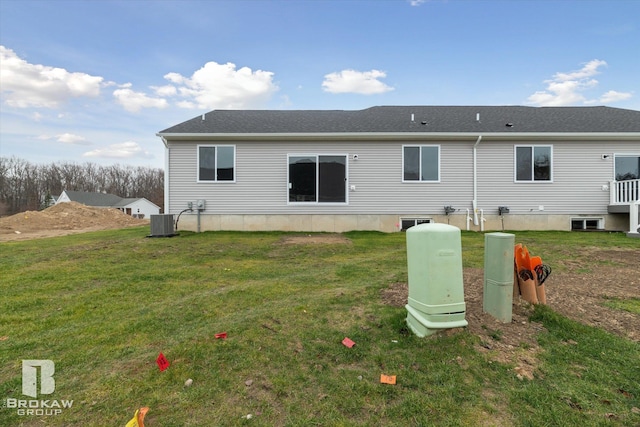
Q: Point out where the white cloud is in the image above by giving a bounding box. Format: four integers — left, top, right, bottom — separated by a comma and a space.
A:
83, 141, 151, 159
553, 59, 606, 82
322, 69, 394, 95
176, 100, 197, 109
151, 84, 177, 97
599, 90, 633, 104
37, 133, 91, 145
0, 45, 103, 108
160, 62, 278, 110
164, 72, 184, 85
527, 59, 633, 106
410, 0, 427, 6
57, 133, 90, 145
113, 87, 168, 113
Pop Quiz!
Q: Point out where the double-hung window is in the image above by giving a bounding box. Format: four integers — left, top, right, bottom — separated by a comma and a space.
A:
288, 154, 347, 203
515, 145, 552, 182
198, 145, 235, 182
403, 145, 440, 182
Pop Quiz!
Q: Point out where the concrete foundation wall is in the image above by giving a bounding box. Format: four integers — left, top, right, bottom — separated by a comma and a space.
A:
174, 213, 631, 233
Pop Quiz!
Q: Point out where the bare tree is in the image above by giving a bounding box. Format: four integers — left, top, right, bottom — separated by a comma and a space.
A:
0, 157, 164, 216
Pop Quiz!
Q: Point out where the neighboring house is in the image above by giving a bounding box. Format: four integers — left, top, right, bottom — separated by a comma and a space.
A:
157, 106, 640, 234
56, 190, 160, 219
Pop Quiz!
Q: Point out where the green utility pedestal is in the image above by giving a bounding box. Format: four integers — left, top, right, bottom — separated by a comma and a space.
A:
483, 232, 515, 323
405, 223, 468, 337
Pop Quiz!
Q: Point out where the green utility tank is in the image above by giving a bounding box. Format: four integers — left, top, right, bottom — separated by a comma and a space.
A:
405, 223, 468, 337
483, 232, 515, 323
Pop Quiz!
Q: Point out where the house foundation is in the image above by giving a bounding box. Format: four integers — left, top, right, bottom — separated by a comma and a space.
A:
173, 213, 631, 233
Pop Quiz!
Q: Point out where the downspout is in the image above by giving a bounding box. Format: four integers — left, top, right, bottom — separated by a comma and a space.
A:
473, 135, 482, 226
161, 136, 170, 215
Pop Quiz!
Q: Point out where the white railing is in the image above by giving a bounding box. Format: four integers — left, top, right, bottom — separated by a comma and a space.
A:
610, 179, 640, 205
629, 201, 640, 235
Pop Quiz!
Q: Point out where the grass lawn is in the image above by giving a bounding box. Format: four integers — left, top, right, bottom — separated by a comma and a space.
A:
1, 228, 639, 426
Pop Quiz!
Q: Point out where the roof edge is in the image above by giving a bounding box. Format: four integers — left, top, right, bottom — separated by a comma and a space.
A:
157, 132, 640, 142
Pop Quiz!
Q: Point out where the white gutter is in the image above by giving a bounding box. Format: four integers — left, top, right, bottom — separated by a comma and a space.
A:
155, 131, 640, 142
473, 135, 482, 226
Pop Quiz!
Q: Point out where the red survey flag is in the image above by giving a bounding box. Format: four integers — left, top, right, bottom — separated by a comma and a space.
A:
342, 337, 355, 348
215, 332, 228, 339
156, 353, 169, 371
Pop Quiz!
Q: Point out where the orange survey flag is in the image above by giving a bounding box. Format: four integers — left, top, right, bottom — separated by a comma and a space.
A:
513, 244, 522, 300
125, 407, 149, 427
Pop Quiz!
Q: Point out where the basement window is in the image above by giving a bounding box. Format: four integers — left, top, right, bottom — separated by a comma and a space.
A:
400, 217, 432, 231
570, 217, 604, 231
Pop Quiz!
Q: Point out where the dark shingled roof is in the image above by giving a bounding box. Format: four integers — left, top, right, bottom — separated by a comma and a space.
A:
159, 106, 640, 135
62, 190, 124, 207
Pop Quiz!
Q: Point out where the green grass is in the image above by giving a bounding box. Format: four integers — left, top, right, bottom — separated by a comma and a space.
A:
1, 228, 639, 426
603, 298, 640, 315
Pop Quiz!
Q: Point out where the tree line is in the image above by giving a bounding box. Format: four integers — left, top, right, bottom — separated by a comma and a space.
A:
0, 156, 164, 216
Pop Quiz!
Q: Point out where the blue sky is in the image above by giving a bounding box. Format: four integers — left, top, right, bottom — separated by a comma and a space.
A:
1, 0, 638, 168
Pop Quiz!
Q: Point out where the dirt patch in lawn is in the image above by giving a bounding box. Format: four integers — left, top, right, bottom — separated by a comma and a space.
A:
0, 201, 148, 241
279, 234, 353, 245
382, 246, 640, 380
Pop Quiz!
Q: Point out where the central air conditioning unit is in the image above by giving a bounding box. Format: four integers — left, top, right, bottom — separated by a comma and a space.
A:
149, 214, 176, 237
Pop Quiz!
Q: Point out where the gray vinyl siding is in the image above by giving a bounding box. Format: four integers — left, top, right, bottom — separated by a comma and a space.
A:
168, 140, 474, 215
477, 140, 636, 215
168, 139, 638, 216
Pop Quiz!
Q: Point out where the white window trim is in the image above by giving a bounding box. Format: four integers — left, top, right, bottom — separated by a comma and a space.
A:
613, 152, 640, 181
196, 144, 236, 183
287, 153, 349, 205
570, 217, 605, 230
402, 144, 441, 183
514, 144, 553, 183
400, 217, 433, 231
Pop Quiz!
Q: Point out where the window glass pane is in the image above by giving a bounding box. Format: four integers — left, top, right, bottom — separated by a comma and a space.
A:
533, 146, 551, 181
571, 220, 584, 230
217, 146, 235, 181
289, 156, 316, 202
421, 146, 439, 181
516, 146, 532, 181
615, 156, 640, 180
319, 156, 346, 203
199, 146, 216, 181
404, 146, 420, 180
585, 220, 599, 229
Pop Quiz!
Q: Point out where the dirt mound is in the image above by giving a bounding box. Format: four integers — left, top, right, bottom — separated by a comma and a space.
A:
0, 201, 148, 241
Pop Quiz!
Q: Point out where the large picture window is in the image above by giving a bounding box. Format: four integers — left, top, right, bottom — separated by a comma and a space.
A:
403, 145, 440, 182
198, 145, 235, 182
288, 155, 347, 203
515, 145, 552, 182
